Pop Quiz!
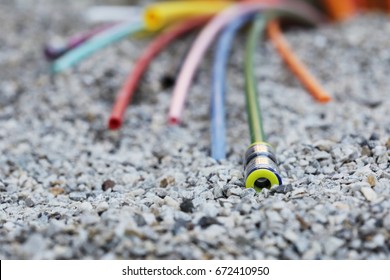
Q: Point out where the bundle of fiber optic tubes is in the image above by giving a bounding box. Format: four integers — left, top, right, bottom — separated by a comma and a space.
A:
44, 0, 383, 192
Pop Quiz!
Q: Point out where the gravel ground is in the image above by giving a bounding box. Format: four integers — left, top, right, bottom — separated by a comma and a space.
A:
0, 0, 389, 259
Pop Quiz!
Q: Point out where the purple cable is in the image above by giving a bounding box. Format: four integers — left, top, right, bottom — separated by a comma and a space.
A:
44, 23, 115, 60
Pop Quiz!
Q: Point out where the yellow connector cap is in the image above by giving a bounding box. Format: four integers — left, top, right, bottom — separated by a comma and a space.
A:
144, 1, 233, 31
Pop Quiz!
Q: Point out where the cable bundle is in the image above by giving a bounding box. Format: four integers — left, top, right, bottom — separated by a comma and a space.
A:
46, 0, 337, 192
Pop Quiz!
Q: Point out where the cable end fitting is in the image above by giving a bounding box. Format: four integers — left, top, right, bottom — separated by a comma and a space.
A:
43, 45, 66, 61
244, 142, 282, 192
108, 117, 122, 130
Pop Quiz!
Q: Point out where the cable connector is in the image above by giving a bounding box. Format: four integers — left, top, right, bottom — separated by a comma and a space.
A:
244, 142, 282, 192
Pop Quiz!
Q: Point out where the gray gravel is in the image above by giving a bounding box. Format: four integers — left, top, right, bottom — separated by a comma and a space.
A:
0, 0, 389, 259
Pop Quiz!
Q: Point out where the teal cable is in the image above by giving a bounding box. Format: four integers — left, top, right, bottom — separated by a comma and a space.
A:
244, 14, 267, 143
52, 20, 144, 73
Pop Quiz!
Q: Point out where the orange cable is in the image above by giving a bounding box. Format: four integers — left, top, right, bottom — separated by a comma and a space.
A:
323, 0, 357, 20
267, 20, 331, 103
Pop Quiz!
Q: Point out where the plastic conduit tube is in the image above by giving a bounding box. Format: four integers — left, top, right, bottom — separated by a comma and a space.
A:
267, 20, 331, 102
44, 23, 116, 61
244, 14, 282, 192
143, 1, 233, 31
211, 14, 255, 161
244, 14, 266, 144
52, 20, 144, 73
108, 16, 211, 130
168, 0, 326, 125
322, 0, 357, 20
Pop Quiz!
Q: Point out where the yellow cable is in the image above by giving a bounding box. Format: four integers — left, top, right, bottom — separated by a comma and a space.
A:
144, 1, 233, 31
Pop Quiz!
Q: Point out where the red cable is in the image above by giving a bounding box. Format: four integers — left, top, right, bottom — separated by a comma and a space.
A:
108, 16, 211, 130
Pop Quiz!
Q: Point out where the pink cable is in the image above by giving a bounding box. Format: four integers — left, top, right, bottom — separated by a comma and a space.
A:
168, 0, 326, 125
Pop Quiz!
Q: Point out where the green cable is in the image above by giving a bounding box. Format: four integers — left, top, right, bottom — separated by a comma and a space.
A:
243, 11, 322, 191
243, 11, 314, 143
244, 14, 267, 144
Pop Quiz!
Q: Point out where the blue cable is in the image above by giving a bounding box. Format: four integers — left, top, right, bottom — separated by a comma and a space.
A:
52, 20, 144, 73
211, 14, 255, 161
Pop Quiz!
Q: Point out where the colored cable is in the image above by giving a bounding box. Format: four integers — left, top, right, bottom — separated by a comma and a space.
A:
267, 20, 332, 102
44, 24, 115, 61
168, 0, 326, 125
322, 0, 357, 20
243, 14, 282, 191
143, 1, 233, 31
244, 14, 266, 144
108, 16, 210, 130
211, 14, 255, 161
52, 20, 143, 73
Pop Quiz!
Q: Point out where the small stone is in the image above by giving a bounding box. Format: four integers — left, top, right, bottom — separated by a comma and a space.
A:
360, 187, 377, 202
343, 145, 359, 161
23, 234, 46, 257
369, 133, 379, 141
272, 201, 287, 210
25, 197, 35, 207
324, 237, 344, 256
291, 188, 306, 198
361, 146, 372, 156
351, 182, 371, 191
50, 180, 65, 187
367, 174, 377, 187
155, 188, 167, 198
383, 214, 390, 230
102, 179, 115, 191
266, 211, 283, 223
283, 230, 298, 243
296, 215, 310, 230
122, 173, 139, 186
201, 224, 226, 242
213, 186, 224, 199
372, 234, 385, 247
314, 151, 331, 160
173, 219, 189, 234
134, 213, 146, 227
160, 176, 175, 188
201, 202, 219, 217
96, 201, 109, 213
226, 186, 242, 197
69, 192, 87, 201
164, 196, 179, 209
302, 242, 321, 259
180, 199, 194, 213
130, 189, 145, 197
314, 140, 334, 151
241, 188, 256, 198
49, 186, 64, 196
299, 159, 309, 167
364, 234, 385, 249
0, 180, 6, 192
198, 216, 219, 229
79, 201, 93, 212
80, 213, 100, 225
229, 169, 243, 180
238, 203, 252, 214
295, 238, 309, 254
270, 184, 293, 194
305, 165, 317, 174
386, 137, 390, 149
333, 202, 350, 211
